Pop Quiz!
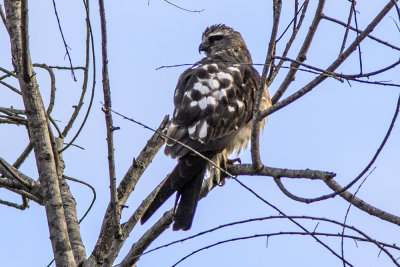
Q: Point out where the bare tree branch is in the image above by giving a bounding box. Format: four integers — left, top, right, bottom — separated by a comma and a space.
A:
251, 0, 281, 170
53, 137, 87, 265
2, 1, 400, 266
0, 183, 42, 203
325, 178, 400, 226
0, 157, 36, 189
98, 0, 122, 241
119, 210, 174, 267
267, 0, 310, 86
0, 79, 21, 94
340, 168, 374, 267
259, 0, 400, 120
350, 0, 363, 74
271, 0, 326, 104
0, 197, 28, 210
88, 117, 168, 266
33, 63, 57, 115
172, 230, 400, 267
4, 1, 76, 265
323, 14, 400, 52
339, 0, 355, 55
271, 88, 399, 209
142, 215, 400, 259
227, 163, 335, 180
0, 4, 8, 33
12, 141, 33, 168
233, 177, 355, 265
51, 0, 77, 81
60, 0, 94, 149
118, 176, 219, 266
162, 0, 204, 13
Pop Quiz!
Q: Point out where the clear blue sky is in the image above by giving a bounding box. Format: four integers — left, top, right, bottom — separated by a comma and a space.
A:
0, 1, 399, 266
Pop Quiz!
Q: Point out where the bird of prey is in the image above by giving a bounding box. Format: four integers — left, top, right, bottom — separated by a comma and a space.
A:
140, 24, 271, 230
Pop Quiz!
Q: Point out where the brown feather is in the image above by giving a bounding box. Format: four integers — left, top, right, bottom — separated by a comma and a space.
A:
141, 24, 271, 230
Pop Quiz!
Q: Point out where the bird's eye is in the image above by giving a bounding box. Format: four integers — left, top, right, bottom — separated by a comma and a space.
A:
209, 35, 224, 43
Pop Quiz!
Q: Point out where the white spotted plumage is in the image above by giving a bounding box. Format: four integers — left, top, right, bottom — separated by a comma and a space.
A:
164, 24, 271, 161
216, 72, 233, 81
206, 96, 217, 106
142, 24, 271, 232
193, 82, 210, 94
198, 121, 208, 139
198, 98, 207, 110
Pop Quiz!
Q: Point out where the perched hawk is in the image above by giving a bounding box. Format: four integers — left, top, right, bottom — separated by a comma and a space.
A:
141, 24, 271, 230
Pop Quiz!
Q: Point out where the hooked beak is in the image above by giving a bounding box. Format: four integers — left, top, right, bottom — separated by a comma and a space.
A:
198, 42, 209, 54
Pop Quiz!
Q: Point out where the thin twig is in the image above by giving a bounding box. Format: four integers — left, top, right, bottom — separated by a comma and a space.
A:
142, 215, 400, 258
0, 114, 26, 125
343, 78, 400, 88
0, 80, 21, 94
394, 1, 400, 26
275, 0, 304, 43
294, 0, 299, 29
0, 118, 25, 125
267, 0, 309, 86
324, 93, 400, 226
63, 175, 96, 224
0, 67, 16, 77
2, 186, 42, 204
0, 198, 28, 210
260, 0, 400, 120
111, 109, 233, 177
0, 107, 25, 115
340, 167, 376, 267
323, 14, 400, 52
274, 177, 318, 203
0, 73, 12, 81
0, 4, 8, 33
271, 0, 325, 104
351, 0, 363, 74
233, 177, 353, 266
339, 0, 354, 55
60, 0, 95, 150
51, 0, 77, 81
273, 56, 344, 81
48, 115, 62, 137
162, 0, 204, 13
12, 141, 33, 168
272, 90, 399, 205
48, 65, 85, 70
172, 230, 400, 267
340, 58, 400, 78
323, 92, 400, 203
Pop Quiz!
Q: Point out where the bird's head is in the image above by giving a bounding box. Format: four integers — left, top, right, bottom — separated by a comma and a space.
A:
199, 24, 252, 62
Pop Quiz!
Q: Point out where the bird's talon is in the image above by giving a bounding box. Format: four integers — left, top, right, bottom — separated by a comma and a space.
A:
227, 157, 241, 165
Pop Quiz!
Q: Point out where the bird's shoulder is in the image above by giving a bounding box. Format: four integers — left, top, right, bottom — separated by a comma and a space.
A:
164, 55, 260, 158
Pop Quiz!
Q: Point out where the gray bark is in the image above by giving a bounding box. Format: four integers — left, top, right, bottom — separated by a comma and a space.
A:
4, 1, 76, 266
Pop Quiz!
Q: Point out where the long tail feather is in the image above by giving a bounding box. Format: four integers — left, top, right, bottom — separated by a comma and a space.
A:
140, 152, 214, 226
173, 166, 206, 230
